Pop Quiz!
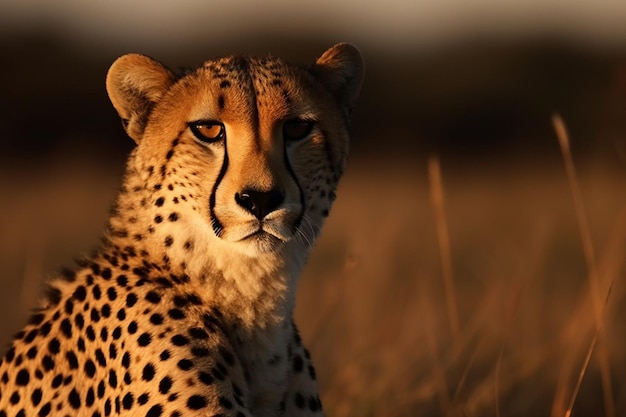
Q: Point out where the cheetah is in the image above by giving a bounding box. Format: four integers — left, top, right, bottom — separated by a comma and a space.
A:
0, 43, 363, 417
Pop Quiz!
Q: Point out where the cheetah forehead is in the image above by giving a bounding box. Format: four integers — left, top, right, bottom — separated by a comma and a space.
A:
171, 55, 318, 128
106, 43, 364, 143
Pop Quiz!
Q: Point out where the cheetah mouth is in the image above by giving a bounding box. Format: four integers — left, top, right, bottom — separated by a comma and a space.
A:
236, 228, 287, 253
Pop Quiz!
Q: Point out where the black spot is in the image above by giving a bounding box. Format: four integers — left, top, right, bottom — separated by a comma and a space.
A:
101, 304, 111, 318
60, 318, 72, 338
84, 359, 96, 377
146, 404, 162, 417
150, 313, 164, 325
47, 338, 60, 354
95, 349, 107, 367
74, 313, 85, 329
109, 343, 118, 359
68, 388, 81, 409
128, 321, 138, 334
155, 197, 165, 207
26, 346, 37, 359
5, 346, 15, 362
187, 395, 208, 410
177, 359, 193, 371
51, 374, 63, 388
107, 287, 118, 301
168, 212, 179, 222
218, 95, 225, 109
121, 352, 130, 368
86, 387, 95, 406
90, 307, 101, 322
89, 263, 102, 275
138, 332, 152, 346
117, 309, 126, 321
66, 351, 79, 369
138, 393, 149, 405
154, 215, 163, 224
63, 299, 75, 316
159, 376, 172, 394
308, 364, 317, 380
126, 293, 138, 307
10, 391, 20, 404
112, 326, 122, 339
97, 380, 105, 398
22, 328, 37, 344
171, 335, 188, 346
160, 350, 171, 361
109, 369, 118, 388
186, 324, 210, 339
122, 393, 133, 410
38, 402, 51, 417
219, 80, 231, 89
168, 309, 185, 319
101, 267, 112, 280
164, 236, 174, 247
42, 355, 55, 371
145, 291, 161, 304
40, 321, 52, 337
116, 275, 128, 287
142, 363, 156, 381
198, 371, 213, 385
31, 388, 43, 406
73, 285, 87, 301
86, 325, 96, 341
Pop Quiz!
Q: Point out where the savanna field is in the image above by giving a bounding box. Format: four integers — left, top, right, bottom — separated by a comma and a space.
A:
0, 126, 623, 416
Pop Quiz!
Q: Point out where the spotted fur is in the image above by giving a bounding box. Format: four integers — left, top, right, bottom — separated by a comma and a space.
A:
0, 43, 363, 417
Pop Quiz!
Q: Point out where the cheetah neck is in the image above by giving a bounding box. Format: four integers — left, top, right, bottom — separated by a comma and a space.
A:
103, 162, 310, 333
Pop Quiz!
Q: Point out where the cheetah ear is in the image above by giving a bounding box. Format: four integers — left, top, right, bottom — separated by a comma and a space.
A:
106, 54, 175, 143
312, 43, 364, 124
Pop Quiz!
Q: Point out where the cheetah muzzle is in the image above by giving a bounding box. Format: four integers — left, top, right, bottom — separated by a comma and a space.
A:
0, 43, 363, 417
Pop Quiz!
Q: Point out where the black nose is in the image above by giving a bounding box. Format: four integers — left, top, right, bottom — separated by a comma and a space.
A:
235, 188, 285, 219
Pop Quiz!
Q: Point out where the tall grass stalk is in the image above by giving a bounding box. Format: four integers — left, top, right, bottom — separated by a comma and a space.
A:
428, 155, 460, 339
552, 114, 615, 417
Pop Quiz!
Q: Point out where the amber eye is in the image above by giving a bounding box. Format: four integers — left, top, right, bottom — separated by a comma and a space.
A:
283, 119, 315, 142
189, 121, 225, 144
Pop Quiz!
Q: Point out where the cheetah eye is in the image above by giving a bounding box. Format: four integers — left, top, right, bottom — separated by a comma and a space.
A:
283, 119, 315, 142
189, 121, 225, 144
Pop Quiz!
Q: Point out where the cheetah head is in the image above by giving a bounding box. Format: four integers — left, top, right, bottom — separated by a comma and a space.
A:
105, 44, 363, 260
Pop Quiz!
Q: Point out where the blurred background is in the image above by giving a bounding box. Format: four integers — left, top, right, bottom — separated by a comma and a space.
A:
0, 1, 625, 416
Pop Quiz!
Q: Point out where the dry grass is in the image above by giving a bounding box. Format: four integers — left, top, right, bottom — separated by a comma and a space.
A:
0, 130, 624, 416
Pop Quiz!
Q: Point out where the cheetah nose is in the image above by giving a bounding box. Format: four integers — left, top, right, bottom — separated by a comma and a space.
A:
235, 187, 285, 219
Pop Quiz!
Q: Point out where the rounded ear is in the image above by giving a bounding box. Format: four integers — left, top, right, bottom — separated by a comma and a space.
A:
311, 43, 364, 124
106, 54, 175, 143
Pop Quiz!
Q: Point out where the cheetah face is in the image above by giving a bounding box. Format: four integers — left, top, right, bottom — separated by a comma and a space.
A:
106, 44, 363, 257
